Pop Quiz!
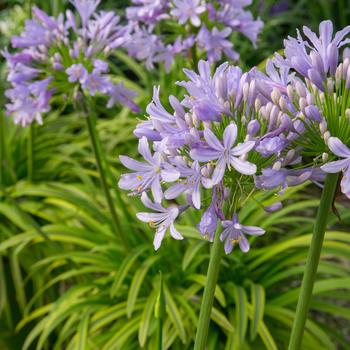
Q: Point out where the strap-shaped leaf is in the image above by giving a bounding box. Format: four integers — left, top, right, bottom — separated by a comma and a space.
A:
250, 283, 265, 341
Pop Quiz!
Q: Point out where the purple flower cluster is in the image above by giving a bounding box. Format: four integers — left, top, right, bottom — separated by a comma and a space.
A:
122, 0, 263, 71
119, 21, 350, 253
3, 0, 139, 127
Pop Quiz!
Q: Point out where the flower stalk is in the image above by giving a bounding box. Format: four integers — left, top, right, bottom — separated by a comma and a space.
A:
80, 96, 128, 248
194, 227, 223, 350
288, 172, 339, 350
27, 124, 34, 182
0, 112, 5, 185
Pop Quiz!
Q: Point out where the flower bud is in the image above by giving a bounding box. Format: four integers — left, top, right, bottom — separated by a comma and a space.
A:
272, 161, 282, 171
323, 131, 330, 143
322, 152, 329, 162
319, 119, 328, 134
271, 88, 281, 105
254, 98, 261, 112
295, 81, 306, 97
247, 119, 260, 136
279, 96, 288, 112
287, 85, 294, 101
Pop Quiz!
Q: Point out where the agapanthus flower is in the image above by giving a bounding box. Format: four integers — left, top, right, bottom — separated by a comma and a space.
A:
250, 20, 350, 202
136, 193, 183, 250
170, 0, 206, 27
220, 213, 265, 253
4, 1, 139, 126
123, 0, 263, 71
119, 60, 296, 253
190, 124, 256, 184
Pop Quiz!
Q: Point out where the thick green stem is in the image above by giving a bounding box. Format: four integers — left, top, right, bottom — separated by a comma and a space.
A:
194, 228, 223, 350
27, 124, 34, 182
0, 112, 4, 185
288, 172, 339, 350
84, 111, 128, 249
156, 272, 165, 350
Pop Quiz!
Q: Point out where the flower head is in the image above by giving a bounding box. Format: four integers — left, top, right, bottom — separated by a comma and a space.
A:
4, 2, 139, 126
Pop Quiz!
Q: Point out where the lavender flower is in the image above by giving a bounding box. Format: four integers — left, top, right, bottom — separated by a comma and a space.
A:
220, 213, 265, 253
122, 0, 263, 70
280, 20, 350, 89
119, 137, 179, 202
190, 124, 256, 184
4, 2, 139, 126
170, 0, 206, 27
66, 64, 87, 83
136, 193, 183, 250
119, 60, 289, 252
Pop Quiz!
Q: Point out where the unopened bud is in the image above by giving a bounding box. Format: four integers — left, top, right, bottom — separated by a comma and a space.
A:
247, 119, 260, 136
287, 85, 294, 101
346, 109, 350, 121
279, 96, 288, 112
323, 131, 330, 142
271, 88, 281, 105
295, 81, 306, 97
243, 82, 249, 101
272, 161, 282, 171
254, 98, 261, 112
322, 152, 329, 162
319, 119, 328, 134
285, 149, 296, 164
327, 78, 334, 93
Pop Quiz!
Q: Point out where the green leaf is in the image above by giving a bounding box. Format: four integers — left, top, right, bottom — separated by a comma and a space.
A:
250, 283, 265, 341
138, 290, 157, 347
127, 255, 159, 318
233, 286, 248, 349
163, 283, 187, 343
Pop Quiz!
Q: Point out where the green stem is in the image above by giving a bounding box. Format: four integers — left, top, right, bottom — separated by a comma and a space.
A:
85, 113, 128, 248
0, 112, 4, 185
288, 172, 339, 350
156, 272, 165, 350
27, 124, 34, 182
194, 228, 223, 350
191, 45, 198, 71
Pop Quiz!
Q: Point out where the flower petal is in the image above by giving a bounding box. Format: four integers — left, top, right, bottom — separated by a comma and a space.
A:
190, 148, 221, 162
327, 137, 350, 158
212, 157, 226, 185
140, 192, 164, 211
223, 123, 237, 149
151, 175, 163, 203
231, 141, 255, 156
231, 157, 257, 175
170, 223, 184, 240
153, 228, 166, 250
204, 128, 224, 151
164, 183, 185, 199
138, 137, 154, 164
119, 155, 151, 171
321, 159, 349, 173
192, 181, 201, 209
239, 236, 250, 253
240, 225, 265, 236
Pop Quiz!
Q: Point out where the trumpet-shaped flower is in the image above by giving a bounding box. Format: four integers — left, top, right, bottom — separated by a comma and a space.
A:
220, 213, 265, 253
119, 137, 179, 202
190, 124, 256, 185
136, 193, 183, 250
170, 0, 206, 27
